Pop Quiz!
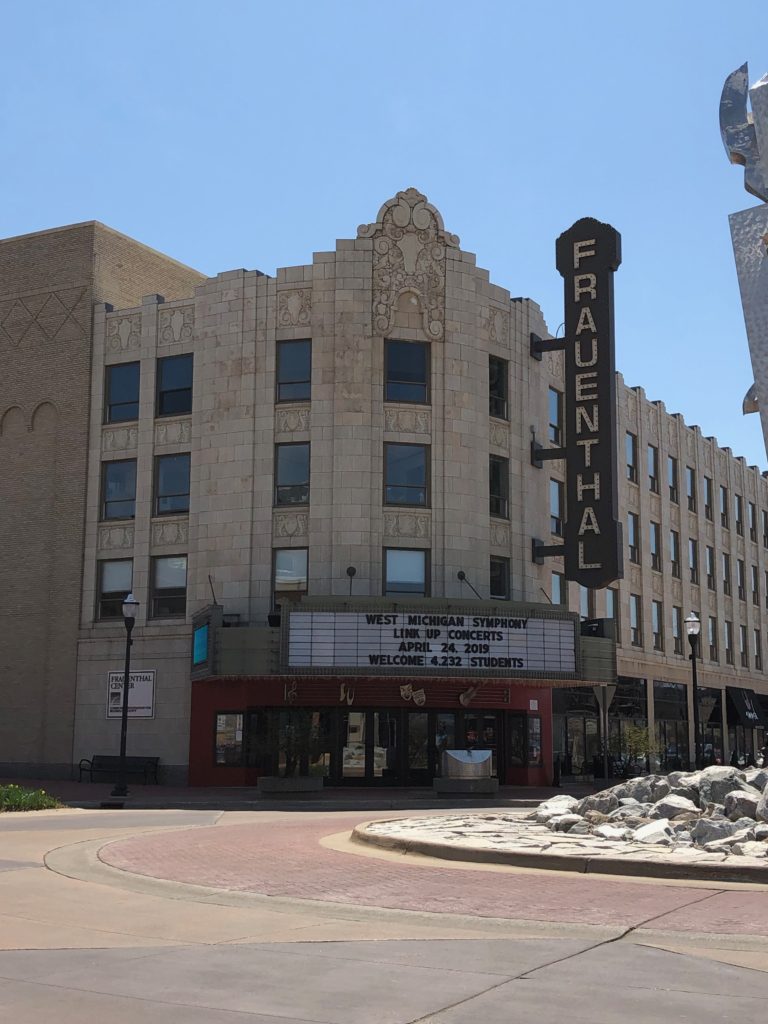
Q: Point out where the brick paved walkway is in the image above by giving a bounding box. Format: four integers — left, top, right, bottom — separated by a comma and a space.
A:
99, 814, 768, 935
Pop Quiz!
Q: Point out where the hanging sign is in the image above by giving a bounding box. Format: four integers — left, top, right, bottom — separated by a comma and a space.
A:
106, 670, 156, 719
556, 218, 623, 588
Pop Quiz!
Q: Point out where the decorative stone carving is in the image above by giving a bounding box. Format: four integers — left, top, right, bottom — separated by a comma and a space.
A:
489, 421, 509, 450
670, 505, 680, 527
106, 314, 141, 352
630, 565, 642, 589
151, 519, 188, 547
704, 446, 713, 469
490, 522, 509, 548
98, 524, 134, 551
154, 418, 192, 446
358, 188, 459, 340
485, 307, 509, 345
383, 512, 431, 539
648, 414, 659, 441
686, 430, 695, 457
652, 574, 663, 596
0, 287, 87, 347
705, 520, 715, 542
159, 305, 194, 344
273, 512, 308, 539
278, 289, 311, 328
102, 425, 138, 452
384, 406, 431, 435
276, 406, 310, 433
545, 350, 564, 378
672, 580, 682, 602
650, 493, 661, 518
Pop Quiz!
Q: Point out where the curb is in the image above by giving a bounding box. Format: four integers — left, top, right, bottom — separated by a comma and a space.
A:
351, 823, 768, 884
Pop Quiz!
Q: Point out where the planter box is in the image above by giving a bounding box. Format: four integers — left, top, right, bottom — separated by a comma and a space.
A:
257, 775, 324, 798
433, 778, 499, 797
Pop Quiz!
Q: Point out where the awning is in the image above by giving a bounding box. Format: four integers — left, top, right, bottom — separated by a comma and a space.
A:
727, 687, 768, 728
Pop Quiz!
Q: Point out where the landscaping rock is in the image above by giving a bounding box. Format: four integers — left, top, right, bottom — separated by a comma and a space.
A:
650, 794, 699, 819
753, 823, 768, 840
757, 785, 768, 823
548, 813, 584, 832
593, 824, 630, 840
731, 840, 768, 857
745, 768, 768, 792
697, 766, 752, 808
690, 817, 743, 846
633, 819, 673, 845
668, 785, 700, 804
575, 792, 619, 815
568, 820, 592, 835
723, 790, 760, 821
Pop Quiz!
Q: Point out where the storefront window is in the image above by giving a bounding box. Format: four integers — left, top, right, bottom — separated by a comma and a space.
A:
215, 713, 244, 766
653, 680, 689, 770
698, 687, 723, 767
527, 716, 542, 766
434, 714, 456, 775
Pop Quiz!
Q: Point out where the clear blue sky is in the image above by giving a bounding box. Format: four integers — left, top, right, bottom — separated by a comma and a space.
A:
3, 1, 768, 466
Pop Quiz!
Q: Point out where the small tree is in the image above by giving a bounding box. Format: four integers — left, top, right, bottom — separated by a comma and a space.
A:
609, 724, 660, 776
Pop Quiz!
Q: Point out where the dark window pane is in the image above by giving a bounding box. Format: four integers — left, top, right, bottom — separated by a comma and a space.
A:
385, 443, 427, 505
106, 362, 139, 423
490, 557, 510, 600
151, 555, 187, 618
277, 340, 311, 402
489, 356, 508, 419
385, 341, 428, 403
102, 460, 136, 519
489, 455, 509, 518
155, 453, 190, 515
157, 354, 193, 416
98, 559, 133, 619
275, 443, 310, 505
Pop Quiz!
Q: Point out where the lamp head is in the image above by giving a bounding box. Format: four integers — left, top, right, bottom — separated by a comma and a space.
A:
684, 612, 701, 638
122, 593, 139, 622
345, 566, 357, 578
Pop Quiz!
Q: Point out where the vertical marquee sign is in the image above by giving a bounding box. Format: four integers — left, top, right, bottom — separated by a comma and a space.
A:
556, 218, 623, 588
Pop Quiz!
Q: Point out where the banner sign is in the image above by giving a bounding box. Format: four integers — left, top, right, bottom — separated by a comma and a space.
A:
106, 670, 155, 719
287, 611, 576, 675
556, 217, 623, 588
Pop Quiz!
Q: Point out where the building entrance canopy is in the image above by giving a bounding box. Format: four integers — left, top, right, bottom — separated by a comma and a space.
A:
728, 686, 768, 728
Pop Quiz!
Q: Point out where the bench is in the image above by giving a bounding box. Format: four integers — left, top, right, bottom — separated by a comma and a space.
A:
78, 755, 160, 785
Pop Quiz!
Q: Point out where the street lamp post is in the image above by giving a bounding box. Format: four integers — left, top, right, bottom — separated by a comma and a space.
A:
684, 612, 702, 771
112, 593, 139, 798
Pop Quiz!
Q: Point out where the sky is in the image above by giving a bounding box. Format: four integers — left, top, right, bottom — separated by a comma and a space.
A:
3, 1, 768, 466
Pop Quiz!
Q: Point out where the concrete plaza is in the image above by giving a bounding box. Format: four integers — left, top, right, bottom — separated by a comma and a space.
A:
0, 798, 767, 1022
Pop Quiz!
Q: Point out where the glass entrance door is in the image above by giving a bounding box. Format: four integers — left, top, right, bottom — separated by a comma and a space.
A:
407, 712, 429, 784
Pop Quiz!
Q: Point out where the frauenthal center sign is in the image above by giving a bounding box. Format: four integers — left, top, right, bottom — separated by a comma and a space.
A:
287, 611, 577, 676
556, 218, 623, 589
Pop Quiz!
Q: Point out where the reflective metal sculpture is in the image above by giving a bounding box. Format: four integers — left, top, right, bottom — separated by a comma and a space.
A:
722, 63, 768, 446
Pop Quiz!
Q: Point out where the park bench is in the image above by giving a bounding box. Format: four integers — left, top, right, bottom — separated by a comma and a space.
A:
78, 754, 160, 785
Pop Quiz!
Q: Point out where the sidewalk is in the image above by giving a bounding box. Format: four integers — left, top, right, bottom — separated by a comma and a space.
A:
1, 776, 597, 811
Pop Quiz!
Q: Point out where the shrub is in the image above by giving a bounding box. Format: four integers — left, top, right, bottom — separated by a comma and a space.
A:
0, 784, 61, 812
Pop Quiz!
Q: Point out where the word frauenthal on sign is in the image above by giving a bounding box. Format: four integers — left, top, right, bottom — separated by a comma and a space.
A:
287, 611, 577, 675
556, 218, 623, 588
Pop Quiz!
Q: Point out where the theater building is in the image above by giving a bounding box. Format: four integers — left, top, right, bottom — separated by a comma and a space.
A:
2, 188, 768, 785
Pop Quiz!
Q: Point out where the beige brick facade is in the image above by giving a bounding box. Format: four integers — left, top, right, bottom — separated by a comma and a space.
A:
3, 192, 768, 781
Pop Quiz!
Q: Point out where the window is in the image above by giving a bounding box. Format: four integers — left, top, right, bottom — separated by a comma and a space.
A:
105, 362, 139, 423
97, 559, 132, 620
489, 455, 509, 518
215, 713, 244, 766
156, 354, 193, 417
725, 620, 734, 665
579, 586, 594, 621
752, 564, 759, 606
740, 624, 749, 668
688, 538, 699, 585
630, 594, 642, 647
552, 572, 566, 606
628, 512, 640, 564
154, 453, 190, 515
749, 501, 757, 542
672, 606, 683, 655
648, 445, 659, 493
737, 558, 746, 601
385, 340, 429, 403
384, 548, 428, 596
755, 629, 763, 671
765, 570, 768, 610
735, 494, 744, 536
626, 432, 638, 482
150, 555, 187, 618
548, 388, 563, 445
670, 530, 680, 578
550, 478, 564, 536
706, 546, 715, 590
720, 485, 729, 529
275, 443, 310, 505
668, 456, 679, 504
273, 548, 308, 608
704, 476, 713, 520
489, 356, 508, 419
686, 466, 697, 512
650, 521, 662, 572
384, 443, 428, 506
276, 340, 311, 402
101, 460, 136, 520
490, 557, 510, 600
652, 600, 663, 651
708, 615, 718, 661
763, 509, 768, 548
606, 587, 620, 643
722, 552, 731, 596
